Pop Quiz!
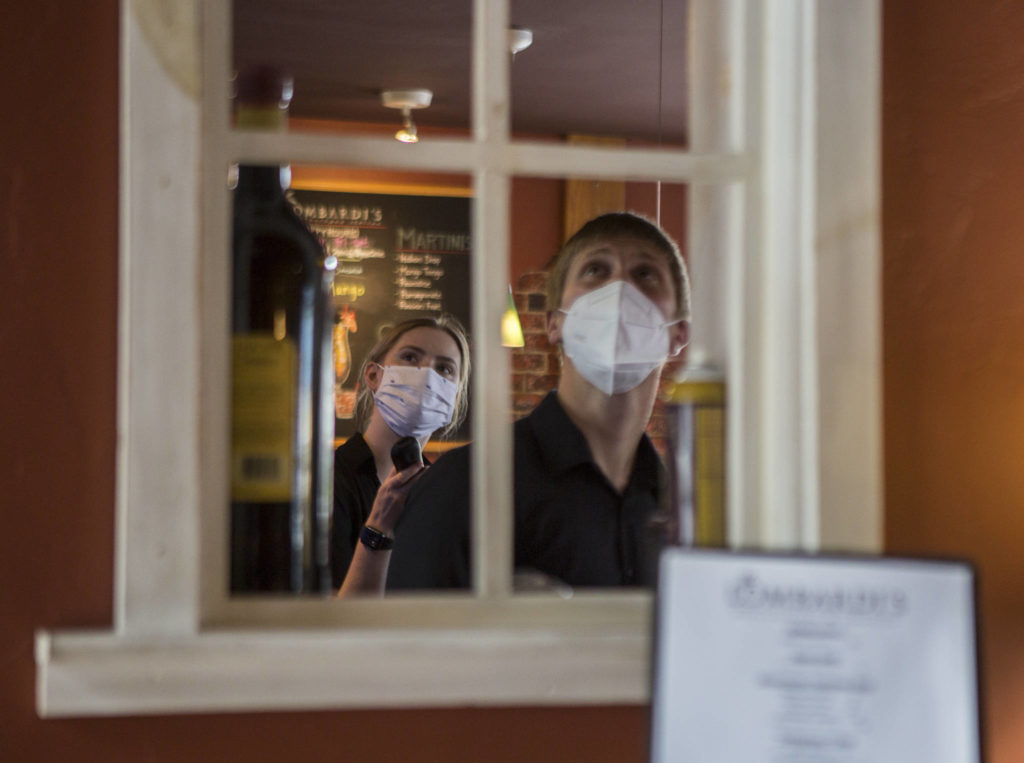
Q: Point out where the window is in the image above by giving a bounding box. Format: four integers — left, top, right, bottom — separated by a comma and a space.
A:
36, 0, 880, 716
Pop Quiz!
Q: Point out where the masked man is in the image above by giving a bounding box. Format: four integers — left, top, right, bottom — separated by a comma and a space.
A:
387, 212, 691, 590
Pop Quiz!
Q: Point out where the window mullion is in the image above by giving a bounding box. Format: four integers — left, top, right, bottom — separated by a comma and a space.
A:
116, 0, 207, 636
688, 0, 754, 548
506, 141, 746, 184
758, 0, 820, 550
470, 170, 512, 599
470, 0, 513, 599
198, 0, 234, 621
228, 131, 483, 174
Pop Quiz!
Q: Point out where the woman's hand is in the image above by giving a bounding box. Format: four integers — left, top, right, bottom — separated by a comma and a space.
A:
365, 461, 426, 536
338, 461, 426, 597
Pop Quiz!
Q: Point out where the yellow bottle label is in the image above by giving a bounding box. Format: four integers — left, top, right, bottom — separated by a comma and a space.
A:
694, 405, 726, 546
235, 104, 287, 131
664, 379, 725, 406
665, 371, 727, 547
231, 333, 296, 502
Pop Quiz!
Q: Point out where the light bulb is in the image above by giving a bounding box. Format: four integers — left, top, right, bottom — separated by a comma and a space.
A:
501, 286, 525, 347
395, 110, 418, 143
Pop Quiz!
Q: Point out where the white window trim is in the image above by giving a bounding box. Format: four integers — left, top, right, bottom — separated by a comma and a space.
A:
35, 0, 880, 717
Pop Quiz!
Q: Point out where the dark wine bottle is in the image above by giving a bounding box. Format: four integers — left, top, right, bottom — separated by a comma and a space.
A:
229, 67, 335, 595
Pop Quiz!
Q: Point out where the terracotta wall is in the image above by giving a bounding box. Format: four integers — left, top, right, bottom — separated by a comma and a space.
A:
883, 2, 1024, 761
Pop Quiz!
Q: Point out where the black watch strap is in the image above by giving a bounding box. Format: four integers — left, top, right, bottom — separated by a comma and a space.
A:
360, 524, 394, 551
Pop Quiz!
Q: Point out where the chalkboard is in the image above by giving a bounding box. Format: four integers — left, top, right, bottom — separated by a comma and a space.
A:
286, 189, 472, 440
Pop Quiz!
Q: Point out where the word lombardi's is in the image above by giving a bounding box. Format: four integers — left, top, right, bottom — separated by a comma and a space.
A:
727, 573, 909, 618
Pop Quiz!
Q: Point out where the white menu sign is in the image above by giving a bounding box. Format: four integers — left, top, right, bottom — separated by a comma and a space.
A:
650, 550, 979, 762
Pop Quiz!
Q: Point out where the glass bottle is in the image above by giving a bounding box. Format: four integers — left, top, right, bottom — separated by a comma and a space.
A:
229, 67, 336, 594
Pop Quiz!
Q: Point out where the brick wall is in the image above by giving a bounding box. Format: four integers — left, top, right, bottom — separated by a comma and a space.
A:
509, 270, 556, 418
510, 270, 674, 457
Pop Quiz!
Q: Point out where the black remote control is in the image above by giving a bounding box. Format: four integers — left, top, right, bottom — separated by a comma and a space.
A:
390, 436, 422, 471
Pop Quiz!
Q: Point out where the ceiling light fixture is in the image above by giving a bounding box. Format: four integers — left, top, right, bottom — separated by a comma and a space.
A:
381, 89, 432, 144
508, 26, 533, 59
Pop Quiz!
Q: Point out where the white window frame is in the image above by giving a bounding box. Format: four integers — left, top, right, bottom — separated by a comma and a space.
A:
35, 0, 880, 716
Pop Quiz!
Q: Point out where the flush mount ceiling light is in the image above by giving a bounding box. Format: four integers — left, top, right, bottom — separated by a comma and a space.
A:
381, 88, 433, 143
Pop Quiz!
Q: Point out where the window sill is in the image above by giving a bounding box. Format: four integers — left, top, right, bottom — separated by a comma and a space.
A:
35, 624, 651, 717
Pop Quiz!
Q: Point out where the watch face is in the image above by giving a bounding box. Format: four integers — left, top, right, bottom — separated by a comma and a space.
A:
361, 525, 393, 550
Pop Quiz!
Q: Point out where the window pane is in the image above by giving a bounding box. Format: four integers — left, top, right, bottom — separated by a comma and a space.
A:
509, 0, 689, 145
232, 1, 473, 138
229, 159, 476, 597
509, 175, 693, 593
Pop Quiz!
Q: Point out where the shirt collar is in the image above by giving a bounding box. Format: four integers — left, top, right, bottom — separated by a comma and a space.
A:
528, 391, 661, 486
528, 392, 592, 473
337, 431, 433, 478
337, 431, 377, 476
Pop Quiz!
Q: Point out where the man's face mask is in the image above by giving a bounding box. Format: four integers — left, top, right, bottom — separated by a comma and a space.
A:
373, 364, 458, 439
559, 280, 681, 395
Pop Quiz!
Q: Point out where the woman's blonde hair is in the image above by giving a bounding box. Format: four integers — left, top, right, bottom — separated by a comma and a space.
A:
354, 315, 471, 438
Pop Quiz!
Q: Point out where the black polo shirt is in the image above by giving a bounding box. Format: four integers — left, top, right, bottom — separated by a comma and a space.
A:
330, 432, 380, 588
387, 392, 665, 590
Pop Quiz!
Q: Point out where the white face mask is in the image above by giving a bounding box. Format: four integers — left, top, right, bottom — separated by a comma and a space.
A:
373, 364, 458, 439
560, 280, 679, 395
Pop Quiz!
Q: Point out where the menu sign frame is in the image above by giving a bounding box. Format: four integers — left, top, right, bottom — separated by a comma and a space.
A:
286, 187, 472, 442
650, 549, 981, 763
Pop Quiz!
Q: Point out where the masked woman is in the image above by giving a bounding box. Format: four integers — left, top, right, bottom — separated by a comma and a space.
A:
332, 315, 470, 595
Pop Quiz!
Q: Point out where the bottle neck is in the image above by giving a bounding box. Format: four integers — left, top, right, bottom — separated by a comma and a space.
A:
234, 103, 291, 198
236, 164, 291, 199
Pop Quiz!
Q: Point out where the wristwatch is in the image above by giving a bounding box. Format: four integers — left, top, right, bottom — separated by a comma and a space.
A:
359, 524, 394, 551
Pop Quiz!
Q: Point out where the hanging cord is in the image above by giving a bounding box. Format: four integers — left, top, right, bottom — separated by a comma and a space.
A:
656, 0, 665, 224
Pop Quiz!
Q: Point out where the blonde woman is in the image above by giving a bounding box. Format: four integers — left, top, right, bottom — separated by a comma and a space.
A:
332, 315, 470, 595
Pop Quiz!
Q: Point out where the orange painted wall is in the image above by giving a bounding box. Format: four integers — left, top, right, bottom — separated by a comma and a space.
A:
509, 178, 686, 282
883, 2, 1024, 761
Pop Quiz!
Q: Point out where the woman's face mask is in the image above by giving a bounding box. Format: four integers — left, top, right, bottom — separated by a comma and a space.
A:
559, 280, 681, 395
372, 364, 458, 439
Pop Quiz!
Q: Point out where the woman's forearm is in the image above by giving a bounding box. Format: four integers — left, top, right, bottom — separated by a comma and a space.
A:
337, 544, 391, 596
336, 461, 422, 597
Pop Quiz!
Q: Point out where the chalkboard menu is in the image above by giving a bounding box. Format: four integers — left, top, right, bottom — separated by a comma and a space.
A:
286, 189, 472, 440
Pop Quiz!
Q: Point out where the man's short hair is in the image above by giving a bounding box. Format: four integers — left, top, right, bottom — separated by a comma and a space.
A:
546, 211, 691, 321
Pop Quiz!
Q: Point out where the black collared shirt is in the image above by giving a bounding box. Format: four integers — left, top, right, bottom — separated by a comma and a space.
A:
331, 432, 380, 588
387, 392, 665, 590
